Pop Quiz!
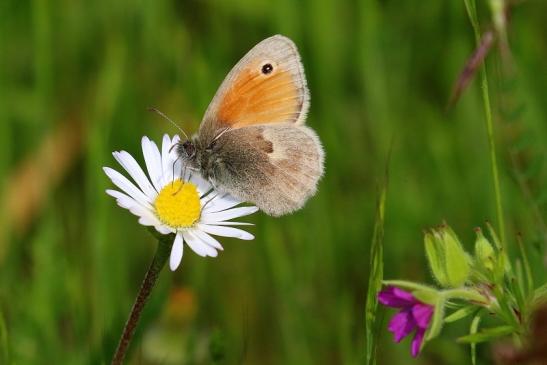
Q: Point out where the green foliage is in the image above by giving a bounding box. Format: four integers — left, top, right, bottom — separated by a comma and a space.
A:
424, 226, 471, 288
457, 325, 514, 344
0, 309, 8, 364
469, 314, 481, 365
364, 163, 388, 365
0, 0, 546, 364
444, 306, 477, 324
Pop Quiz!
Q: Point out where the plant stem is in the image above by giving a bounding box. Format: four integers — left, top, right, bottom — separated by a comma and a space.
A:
111, 235, 172, 365
464, 0, 506, 244
480, 67, 505, 245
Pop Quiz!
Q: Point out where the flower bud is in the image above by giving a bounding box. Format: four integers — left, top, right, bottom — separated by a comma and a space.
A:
474, 228, 495, 271
424, 224, 471, 288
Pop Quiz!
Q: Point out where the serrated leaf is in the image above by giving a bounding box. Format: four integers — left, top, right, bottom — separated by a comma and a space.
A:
457, 325, 514, 343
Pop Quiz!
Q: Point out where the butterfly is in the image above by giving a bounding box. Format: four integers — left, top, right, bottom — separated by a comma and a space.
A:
176, 35, 324, 216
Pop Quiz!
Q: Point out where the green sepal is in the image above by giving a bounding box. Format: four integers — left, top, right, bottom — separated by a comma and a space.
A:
442, 226, 471, 288
382, 280, 435, 294
425, 296, 445, 341
474, 228, 496, 271
424, 231, 448, 287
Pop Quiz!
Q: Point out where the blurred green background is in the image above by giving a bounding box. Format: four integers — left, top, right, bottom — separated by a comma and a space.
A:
1, 0, 546, 364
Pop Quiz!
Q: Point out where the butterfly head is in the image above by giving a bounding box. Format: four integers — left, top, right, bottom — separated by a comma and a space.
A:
178, 139, 196, 159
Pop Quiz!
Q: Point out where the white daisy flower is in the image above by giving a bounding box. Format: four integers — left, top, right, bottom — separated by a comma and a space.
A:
103, 134, 258, 271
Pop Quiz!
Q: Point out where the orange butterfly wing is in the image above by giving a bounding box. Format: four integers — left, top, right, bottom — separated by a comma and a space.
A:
200, 35, 309, 138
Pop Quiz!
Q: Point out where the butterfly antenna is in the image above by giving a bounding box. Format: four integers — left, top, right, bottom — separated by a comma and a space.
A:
147, 107, 189, 140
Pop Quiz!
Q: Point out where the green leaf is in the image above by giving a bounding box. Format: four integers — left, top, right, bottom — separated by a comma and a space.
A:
457, 325, 514, 343
364, 160, 389, 365
444, 305, 478, 323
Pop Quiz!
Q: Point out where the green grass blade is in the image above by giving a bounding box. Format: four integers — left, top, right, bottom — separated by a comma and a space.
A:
0, 308, 7, 364
463, 0, 506, 244
364, 157, 389, 365
516, 234, 534, 297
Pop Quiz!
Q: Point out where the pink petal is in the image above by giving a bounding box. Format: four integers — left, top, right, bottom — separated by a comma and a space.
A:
411, 328, 426, 357
412, 303, 434, 329
378, 286, 416, 307
387, 308, 416, 343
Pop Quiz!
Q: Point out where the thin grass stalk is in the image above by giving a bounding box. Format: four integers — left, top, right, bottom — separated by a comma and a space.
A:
464, 0, 506, 244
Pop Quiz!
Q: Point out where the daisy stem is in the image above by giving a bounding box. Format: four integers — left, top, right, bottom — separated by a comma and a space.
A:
111, 233, 172, 365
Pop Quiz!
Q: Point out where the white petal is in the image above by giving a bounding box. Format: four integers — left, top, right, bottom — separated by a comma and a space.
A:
103, 167, 153, 208
106, 189, 161, 226
138, 216, 158, 226
113, 151, 157, 199
141, 136, 163, 191
155, 225, 172, 235
192, 229, 224, 250
202, 193, 242, 213
169, 233, 184, 271
197, 224, 254, 240
170, 135, 181, 159
206, 221, 253, 226
183, 231, 217, 257
161, 134, 174, 185
186, 172, 211, 195
201, 206, 259, 223
106, 189, 137, 209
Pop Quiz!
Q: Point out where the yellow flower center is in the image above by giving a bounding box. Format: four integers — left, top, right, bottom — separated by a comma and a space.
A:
154, 180, 201, 228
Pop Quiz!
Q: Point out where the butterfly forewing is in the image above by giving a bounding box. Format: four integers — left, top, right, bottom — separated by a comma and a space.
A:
200, 35, 309, 140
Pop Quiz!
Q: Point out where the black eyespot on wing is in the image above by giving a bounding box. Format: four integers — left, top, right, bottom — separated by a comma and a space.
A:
261, 63, 273, 75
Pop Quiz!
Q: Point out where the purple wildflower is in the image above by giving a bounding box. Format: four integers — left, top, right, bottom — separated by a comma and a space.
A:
378, 286, 434, 357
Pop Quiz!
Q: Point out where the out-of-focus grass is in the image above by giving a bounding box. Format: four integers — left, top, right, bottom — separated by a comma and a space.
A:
0, 0, 546, 364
